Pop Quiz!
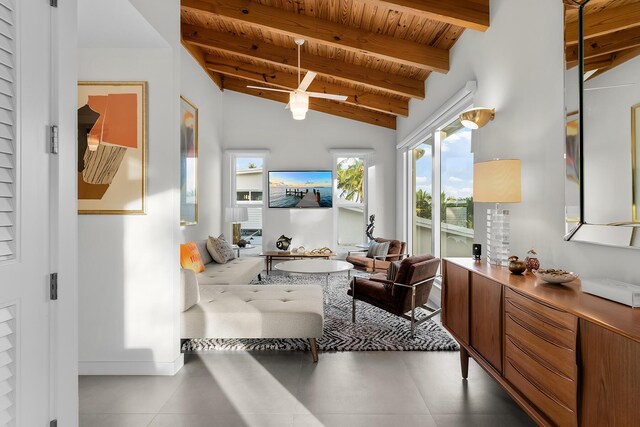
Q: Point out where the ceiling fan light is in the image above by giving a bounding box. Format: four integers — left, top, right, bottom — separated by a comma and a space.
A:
459, 107, 495, 129
290, 91, 309, 120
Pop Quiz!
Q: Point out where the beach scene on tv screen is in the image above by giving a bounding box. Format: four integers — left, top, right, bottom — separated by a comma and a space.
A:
269, 171, 333, 208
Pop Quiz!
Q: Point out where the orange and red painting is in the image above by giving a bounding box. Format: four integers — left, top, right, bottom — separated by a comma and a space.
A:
78, 82, 146, 214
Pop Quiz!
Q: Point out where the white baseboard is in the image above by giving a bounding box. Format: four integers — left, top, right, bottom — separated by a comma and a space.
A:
79, 354, 184, 376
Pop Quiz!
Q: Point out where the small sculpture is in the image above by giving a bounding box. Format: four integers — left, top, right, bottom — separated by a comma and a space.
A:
525, 249, 540, 272
237, 239, 248, 248
366, 214, 375, 240
508, 256, 526, 275
276, 235, 292, 252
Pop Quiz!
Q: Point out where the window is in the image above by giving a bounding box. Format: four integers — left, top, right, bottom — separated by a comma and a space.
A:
0, 1, 15, 262
411, 137, 434, 256
407, 117, 474, 259
335, 155, 367, 247
234, 156, 264, 249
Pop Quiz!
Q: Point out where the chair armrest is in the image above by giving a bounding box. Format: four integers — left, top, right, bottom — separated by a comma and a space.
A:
372, 252, 409, 261
372, 253, 409, 270
392, 274, 441, 289
180, 268, 200, 312
369, 276, 393, 285
347, 250, 368, 256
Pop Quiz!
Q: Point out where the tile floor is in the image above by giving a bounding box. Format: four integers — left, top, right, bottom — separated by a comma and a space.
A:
80, 349, 536, 427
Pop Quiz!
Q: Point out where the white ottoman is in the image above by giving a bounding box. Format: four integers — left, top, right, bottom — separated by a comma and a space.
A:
181, 283, 324, 362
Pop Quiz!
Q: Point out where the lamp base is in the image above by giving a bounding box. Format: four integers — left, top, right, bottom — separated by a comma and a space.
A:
232, 223, 242, 245
486, 207, 510, 266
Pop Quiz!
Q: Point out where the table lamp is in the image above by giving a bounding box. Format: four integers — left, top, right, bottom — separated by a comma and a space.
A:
473, 159, 521, 266
225, 207, 248, 244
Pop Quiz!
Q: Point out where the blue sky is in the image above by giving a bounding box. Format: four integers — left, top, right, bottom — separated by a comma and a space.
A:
415, 129, 474, 199
269, 171, 332, 188
236, 157, 264, 170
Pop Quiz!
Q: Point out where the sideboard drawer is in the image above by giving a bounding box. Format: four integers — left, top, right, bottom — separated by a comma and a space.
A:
505, 314, 577, 380
505, 334, 577, 415
505, 288, 577, 332
504, 353, 578, 427
505, 295, 576, 352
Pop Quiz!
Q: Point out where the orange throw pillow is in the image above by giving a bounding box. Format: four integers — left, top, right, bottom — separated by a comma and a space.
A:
180, 241, 205, 273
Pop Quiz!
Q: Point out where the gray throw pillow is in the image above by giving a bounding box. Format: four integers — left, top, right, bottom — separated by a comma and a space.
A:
386, 260, 402, 282
367, 241, 390, 259
206, 234, 236, 264
384, 260, 402, 291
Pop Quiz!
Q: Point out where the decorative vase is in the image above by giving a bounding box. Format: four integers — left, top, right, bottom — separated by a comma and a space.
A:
508, 256, 526, 275
276, 235, 292, 252
525, 249, 540, 272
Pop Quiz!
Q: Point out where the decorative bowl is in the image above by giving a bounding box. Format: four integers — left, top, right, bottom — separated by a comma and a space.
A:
534, 269, 578, 284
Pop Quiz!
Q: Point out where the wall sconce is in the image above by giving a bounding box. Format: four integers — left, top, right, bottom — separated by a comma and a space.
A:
460, 107, 495, 129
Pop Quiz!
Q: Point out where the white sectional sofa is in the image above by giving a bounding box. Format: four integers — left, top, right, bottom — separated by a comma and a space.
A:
180, 239, 324, 362
190, 240, 263, 285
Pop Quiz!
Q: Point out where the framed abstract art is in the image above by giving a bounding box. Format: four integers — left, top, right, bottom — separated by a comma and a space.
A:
77, 81, 147, 214
180, 96, 198, 225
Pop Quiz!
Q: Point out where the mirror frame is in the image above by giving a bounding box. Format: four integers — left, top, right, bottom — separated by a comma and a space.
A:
564, 0, 586, 241
564, 0, 640, 248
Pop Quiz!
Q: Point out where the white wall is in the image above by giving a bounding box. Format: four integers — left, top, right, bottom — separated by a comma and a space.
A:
78, 0, 183, 375
180, 47, 224, 242
397, 0, 640, 284
222, 91, 397, 252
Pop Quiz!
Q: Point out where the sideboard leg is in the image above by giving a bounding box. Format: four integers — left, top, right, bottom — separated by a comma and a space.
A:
460, 346, 469, 379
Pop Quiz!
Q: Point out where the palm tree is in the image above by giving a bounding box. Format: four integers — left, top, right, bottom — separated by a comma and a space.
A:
248, 162, 257, 169
415, 189, 432, 219
337, 158, 364, 203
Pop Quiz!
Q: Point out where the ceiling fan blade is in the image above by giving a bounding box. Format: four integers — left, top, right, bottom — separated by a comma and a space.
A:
246, 85, 292, 94
308, 92, 348, 102
297, 71, 317, 92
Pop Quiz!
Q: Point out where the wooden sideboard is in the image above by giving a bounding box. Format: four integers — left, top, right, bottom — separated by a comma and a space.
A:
442, 258, 640, 427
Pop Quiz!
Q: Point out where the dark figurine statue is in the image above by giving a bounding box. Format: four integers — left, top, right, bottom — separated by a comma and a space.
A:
366, 214, 375, 240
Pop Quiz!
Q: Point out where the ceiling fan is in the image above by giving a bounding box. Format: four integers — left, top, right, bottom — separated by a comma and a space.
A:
247, 39, 348, 120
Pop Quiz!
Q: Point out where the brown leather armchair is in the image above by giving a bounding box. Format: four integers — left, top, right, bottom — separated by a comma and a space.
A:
346, 237, 407, 275
348, 254, 441, 338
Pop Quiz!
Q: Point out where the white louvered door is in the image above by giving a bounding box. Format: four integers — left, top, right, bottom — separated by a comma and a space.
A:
0, 0, 55, 426
0, 0, 14, 262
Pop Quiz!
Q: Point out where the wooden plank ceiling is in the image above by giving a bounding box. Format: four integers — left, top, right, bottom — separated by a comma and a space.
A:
181, 0, 490, 129
565, 0, 640, 78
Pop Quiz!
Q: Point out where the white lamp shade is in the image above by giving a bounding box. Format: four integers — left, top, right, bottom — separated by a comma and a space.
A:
473, 159, 522, 203
225, 207, 248, 223
290, 91, 309, 120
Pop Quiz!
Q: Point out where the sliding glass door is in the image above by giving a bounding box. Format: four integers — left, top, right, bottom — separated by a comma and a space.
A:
439, 120, 474, 257
408, 118, 474, 258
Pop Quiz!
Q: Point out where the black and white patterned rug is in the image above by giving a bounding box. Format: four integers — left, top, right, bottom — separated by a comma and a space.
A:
182, 273, 459, 353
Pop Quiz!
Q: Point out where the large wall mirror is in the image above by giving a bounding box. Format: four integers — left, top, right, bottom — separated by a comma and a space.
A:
564, 0, 640, 248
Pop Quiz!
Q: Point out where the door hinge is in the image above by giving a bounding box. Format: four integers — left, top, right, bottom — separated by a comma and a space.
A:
50, 0, 58, 7
50, 273, 58, 301
49, 125, 59, 154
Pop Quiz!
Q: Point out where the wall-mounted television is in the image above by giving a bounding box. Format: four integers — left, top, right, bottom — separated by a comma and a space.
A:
268, 171, 333, 208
